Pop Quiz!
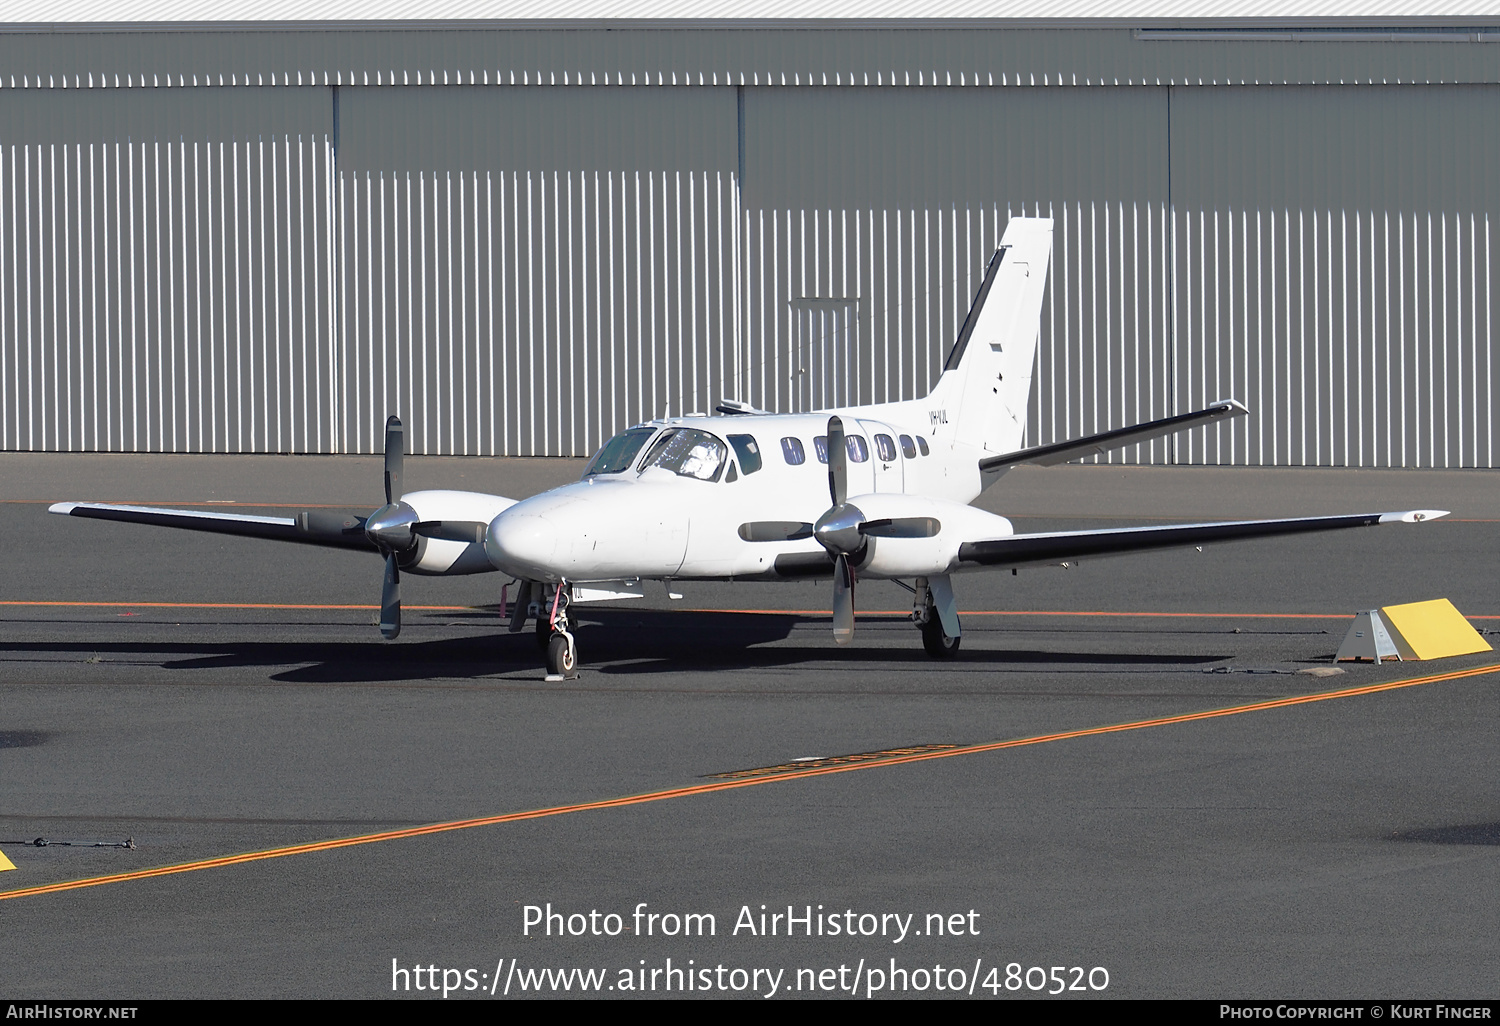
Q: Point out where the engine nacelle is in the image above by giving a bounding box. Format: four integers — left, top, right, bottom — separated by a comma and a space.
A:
843, 493, 1014, 578
400, 489, 518, 576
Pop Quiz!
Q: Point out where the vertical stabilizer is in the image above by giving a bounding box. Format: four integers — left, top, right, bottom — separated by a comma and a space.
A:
926, 217, 1053, 455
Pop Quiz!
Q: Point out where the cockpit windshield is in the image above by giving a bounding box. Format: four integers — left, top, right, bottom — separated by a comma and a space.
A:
583, 427, 657, 477
639, 428, 728, 482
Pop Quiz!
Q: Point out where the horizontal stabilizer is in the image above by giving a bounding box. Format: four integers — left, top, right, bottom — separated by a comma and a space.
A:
958, 510, 1447, 569
49, 502, 377, 551
978, 400, 1249, 474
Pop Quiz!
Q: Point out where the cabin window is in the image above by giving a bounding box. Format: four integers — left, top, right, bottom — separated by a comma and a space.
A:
813, 436, 829, 464
847, 436, 870, 463
916, 437, 930, 456
639, 428, 727, 482
780, 437, 806, 465
727, 434, 763, 475
583, 427, 657, 477
899, 434, 917, 459
874, 434, 897, 462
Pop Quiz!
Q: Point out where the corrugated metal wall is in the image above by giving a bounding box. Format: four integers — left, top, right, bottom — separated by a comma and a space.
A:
0, 88, 338, 452
7, 25, 1500, 91
333, 87, 740, 456
1, 26, 1497, 465
1169, 85, 1499, 468
738, 85, 1177, 460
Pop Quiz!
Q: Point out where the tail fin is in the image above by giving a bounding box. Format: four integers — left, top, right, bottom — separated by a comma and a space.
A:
926, 217, 1053, 455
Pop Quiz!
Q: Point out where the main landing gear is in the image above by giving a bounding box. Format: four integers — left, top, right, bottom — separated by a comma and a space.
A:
528, 581, 579, 681
913, 576, 961, 659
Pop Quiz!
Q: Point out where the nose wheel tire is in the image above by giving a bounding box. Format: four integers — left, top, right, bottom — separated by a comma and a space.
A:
545, 631, 579, 680
920, 617, 961, 659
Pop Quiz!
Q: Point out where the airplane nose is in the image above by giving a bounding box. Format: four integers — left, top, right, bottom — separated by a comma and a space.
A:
485, 513, 559, 578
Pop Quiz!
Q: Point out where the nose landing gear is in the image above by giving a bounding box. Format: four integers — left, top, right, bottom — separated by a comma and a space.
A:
534, 582, 580, 681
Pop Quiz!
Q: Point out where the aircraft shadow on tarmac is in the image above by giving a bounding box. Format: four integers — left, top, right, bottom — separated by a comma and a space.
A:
1393, 823, 1500, 846
0, 609, 1228, 682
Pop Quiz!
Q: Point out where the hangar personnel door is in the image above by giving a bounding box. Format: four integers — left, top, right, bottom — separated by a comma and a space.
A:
789, 297, 860, 414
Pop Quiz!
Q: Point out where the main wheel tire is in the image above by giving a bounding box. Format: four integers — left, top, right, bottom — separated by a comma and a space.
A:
546, 632, 577, 677
920, 617, 961, 659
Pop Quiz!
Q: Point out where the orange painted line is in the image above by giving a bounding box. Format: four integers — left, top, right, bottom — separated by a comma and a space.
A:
698, 608, 1500, 620
966, 610, 1347, 618
697, 607, 1357, 618
0, 601, 473, 611
3, 659, 1496, 904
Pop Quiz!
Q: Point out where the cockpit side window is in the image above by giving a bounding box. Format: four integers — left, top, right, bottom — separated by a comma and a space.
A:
640, 428, 728, 482
583, 427, 657, 477
727, 434, 763, 475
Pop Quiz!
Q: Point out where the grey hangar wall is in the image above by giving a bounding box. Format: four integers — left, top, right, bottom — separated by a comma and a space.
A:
1, 24, 1496, 466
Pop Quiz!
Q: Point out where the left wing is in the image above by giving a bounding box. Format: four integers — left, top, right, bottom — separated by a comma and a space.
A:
979, 400, 1249, 474
48, 502, 376, 551
957, 509, 1446, 570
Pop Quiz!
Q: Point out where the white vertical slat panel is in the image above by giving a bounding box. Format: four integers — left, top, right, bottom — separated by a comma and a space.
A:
1172, 85, 1500, 468
1159, 202, 1499, 468
0, 91, 335, 453
1, 79, 1495, 466
335, 166, 739, 455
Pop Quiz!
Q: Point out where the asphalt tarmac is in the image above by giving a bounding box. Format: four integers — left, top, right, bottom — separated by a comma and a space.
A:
2, 455, 1497, 1000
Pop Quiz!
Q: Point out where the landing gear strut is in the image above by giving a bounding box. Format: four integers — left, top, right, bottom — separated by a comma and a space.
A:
913, 576, 960, 659
535, 582, 579, 680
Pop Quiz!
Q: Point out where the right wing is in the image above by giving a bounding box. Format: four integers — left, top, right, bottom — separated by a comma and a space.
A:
957, 509, 1447, 570
48, 502, 377, 551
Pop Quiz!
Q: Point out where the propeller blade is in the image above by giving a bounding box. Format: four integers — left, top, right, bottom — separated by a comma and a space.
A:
380, 553, 401, 640
384, 415, 404, 505
831, 553, 855, 645
412, 520, 489, 545
826, 415, 847, 508
859, 516, 942, 539
738, 521, 815, 542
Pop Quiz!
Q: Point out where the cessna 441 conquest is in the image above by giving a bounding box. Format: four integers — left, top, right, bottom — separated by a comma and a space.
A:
51, 217, 1444, 678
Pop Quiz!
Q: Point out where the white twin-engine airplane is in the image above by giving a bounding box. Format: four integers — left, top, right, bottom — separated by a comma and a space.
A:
52, 218, 1446, 679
